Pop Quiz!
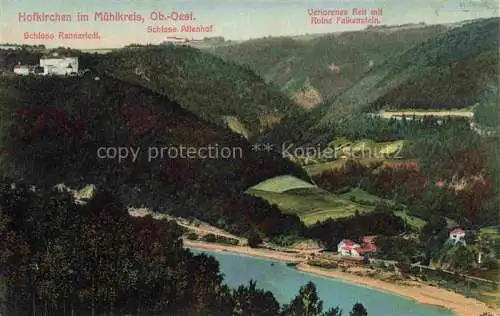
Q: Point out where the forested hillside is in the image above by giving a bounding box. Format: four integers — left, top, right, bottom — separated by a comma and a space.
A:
0, 74, 308, 240
254, 18, 499, 145
100, 45, 305, 139
208, 24, 447, 109
317, 17, 499, 128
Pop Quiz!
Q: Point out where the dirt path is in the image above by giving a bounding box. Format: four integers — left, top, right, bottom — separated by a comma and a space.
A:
378, 110, 474, 119
183, 240, 305, 263
128, 209, 246, 244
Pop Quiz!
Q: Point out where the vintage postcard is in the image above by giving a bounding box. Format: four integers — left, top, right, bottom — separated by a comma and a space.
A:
0, 0, 499, 315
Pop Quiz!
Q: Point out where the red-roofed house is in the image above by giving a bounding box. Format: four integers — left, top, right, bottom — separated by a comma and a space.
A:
337, 239, 360, 256
449, 228, 466, 246
338, 237, 377, 257
357, 243, 377, 256
359, 236, 377, 256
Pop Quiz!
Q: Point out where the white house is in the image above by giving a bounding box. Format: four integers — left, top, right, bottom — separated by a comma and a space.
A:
337, 239, 361, 257
39, 56, 78, 75
449, 228, 466, 246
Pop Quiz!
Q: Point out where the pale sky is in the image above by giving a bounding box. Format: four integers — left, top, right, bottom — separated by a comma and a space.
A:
1, 0, 498, 48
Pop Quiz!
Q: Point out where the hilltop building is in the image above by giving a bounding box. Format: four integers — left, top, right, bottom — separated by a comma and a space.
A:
12, 54, 79, 76
39, 56, 78, 75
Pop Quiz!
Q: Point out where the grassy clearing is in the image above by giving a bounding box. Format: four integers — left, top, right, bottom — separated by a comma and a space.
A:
248, 175, 317, 193
393, 211, 427, 229
480, 226, 500, 240
304, 158, 419, 176
379, 140, 405, 155
339, 188, 383, 203
221, 115, 250, 139
304, 160, 347, 175
249, 175, 427, 229
247, 187, 373, 225
340, 188, 427, 229
382, 106, 475, 113
340, 139, 406, 156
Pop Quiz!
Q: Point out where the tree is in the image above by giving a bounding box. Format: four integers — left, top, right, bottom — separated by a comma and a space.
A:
247, 230, 262, 248
232, 280, 280, 316
322, 306, 343, 316
282, 281, 324, 316
349, 303, 368, 316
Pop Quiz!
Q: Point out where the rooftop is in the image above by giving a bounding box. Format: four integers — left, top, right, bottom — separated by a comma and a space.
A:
450, 228, 465, 235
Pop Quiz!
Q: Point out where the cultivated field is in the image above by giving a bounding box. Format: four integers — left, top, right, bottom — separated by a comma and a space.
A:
247, 187, 373, 225
248, 176, 427, 228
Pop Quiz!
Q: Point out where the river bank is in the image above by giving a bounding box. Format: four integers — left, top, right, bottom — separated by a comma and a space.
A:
184, 240, 498, 316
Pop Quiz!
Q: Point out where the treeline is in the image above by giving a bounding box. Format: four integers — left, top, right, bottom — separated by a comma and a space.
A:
312, 156, 498, 226
306, 211, 406, 249
262, 102, 477, 147
0, 49, 42, 71
329, 114, 465, 143
0, 180, 367, 316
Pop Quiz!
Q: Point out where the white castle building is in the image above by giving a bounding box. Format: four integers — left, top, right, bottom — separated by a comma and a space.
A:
39, 56, 78, 75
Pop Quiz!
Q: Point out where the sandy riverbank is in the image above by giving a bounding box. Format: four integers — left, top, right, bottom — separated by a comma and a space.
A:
183, 240, 305, 263
184, 240, 499, 316
297, 264, 497, 316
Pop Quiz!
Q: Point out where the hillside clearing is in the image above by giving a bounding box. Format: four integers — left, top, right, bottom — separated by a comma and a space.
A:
248, 175, 317, 193
304, 158, 418, 176
221, 115, 250, 139
246, 187, 373, 225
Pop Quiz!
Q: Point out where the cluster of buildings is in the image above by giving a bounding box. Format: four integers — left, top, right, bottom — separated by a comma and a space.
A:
337, 228, 469, 258
13, 53, 79, 76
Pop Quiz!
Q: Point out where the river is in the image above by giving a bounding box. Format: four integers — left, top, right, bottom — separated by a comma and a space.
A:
190, 249, 454, 316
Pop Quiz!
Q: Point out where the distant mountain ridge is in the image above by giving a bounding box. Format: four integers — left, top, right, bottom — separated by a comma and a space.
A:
207, 23, 448, 109
210, 18, 499, 145
316, 17, 500, 128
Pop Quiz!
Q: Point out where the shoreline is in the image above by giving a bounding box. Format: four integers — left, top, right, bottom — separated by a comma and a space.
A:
184, 240, 305, 263
184, 240, 499, 316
